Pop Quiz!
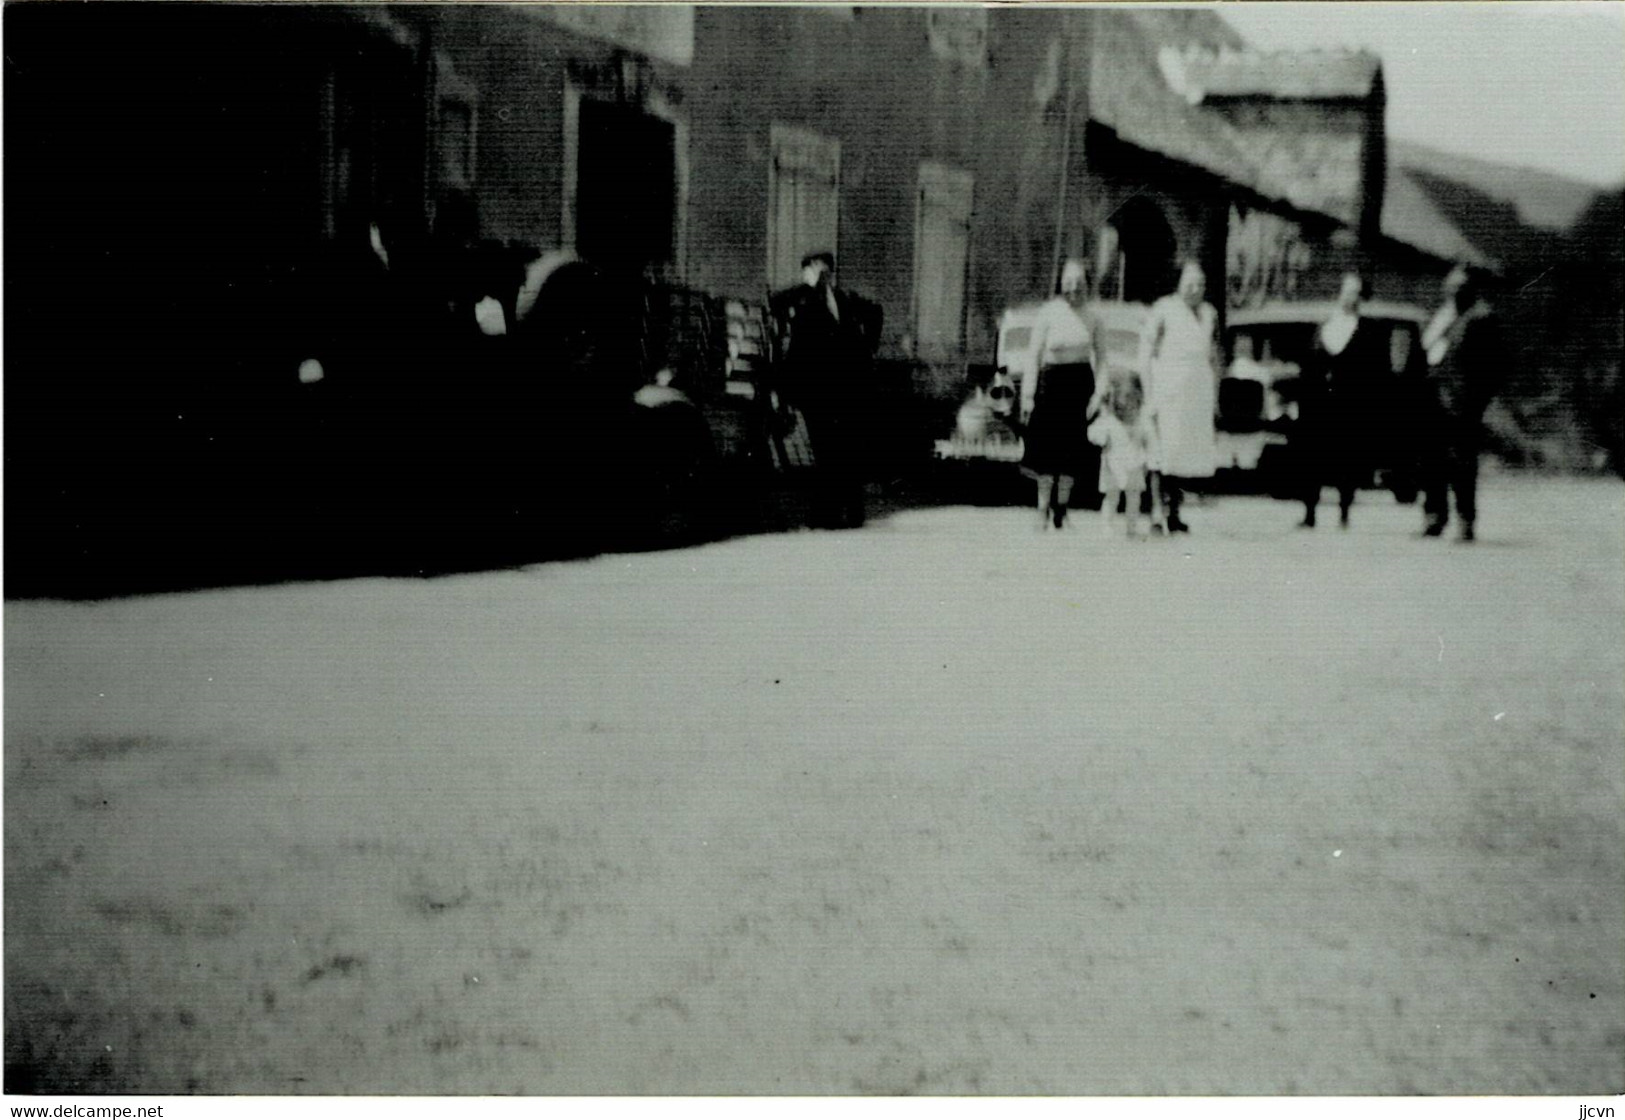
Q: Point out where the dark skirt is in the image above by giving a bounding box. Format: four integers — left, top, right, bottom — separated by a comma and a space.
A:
1296, 388, 1378, 487
1021, 361, 1096, 480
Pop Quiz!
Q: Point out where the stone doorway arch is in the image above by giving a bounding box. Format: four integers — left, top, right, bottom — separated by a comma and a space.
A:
1102, 196, 1178, 304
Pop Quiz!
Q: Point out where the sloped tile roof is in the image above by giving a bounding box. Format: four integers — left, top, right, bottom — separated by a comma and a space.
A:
1088, 12, 1261, 194
1381, 164, 1501, 271
1390, 139, 1600, 233
1088, 10, 1499, 271
1087, 11, 1367, 224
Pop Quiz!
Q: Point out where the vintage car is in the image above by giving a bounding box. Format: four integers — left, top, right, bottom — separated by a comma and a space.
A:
934, 299, 1149, 464
932, 302, 1041, 463
1219, 299, 1428, 498
937, 296, 1427, 502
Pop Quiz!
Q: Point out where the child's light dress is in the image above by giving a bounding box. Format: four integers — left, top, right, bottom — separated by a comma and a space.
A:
1088, 411, 1154, 494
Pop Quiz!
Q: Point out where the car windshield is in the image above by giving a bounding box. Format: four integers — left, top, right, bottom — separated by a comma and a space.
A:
1228, 324, 1318, 366
1229, 319, 1420, 374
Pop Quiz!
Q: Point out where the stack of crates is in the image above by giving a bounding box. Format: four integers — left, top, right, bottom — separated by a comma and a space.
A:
652, 287, 726, 396
722, 299, 773, 398
639, 286, 793, 474
701, 298, 769, 468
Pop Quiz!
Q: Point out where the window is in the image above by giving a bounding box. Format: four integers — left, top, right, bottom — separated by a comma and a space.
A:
562, 78, 689, 278
437, 99, 475, 191
434, 54, 479, 195
913, 162, 974, 361
927, 8, 987, 68
577, 99, 677, 271
767, 124, 841, 290
322, 42, 424, 242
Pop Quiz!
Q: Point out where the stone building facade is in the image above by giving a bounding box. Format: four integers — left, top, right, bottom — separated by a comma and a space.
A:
421, 4, 1092, 395
7, 3, 1465, 405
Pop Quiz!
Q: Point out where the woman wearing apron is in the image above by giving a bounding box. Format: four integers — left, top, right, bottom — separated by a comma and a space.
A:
1140, 261, 1220, 533
1020, 259, 1101, 531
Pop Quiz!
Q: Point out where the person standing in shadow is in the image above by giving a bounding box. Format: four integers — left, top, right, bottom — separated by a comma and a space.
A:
1418, 264, 1503, 542
771, 251, 880, 529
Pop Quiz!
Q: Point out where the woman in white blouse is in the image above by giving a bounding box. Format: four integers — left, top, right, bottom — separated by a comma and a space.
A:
1019, 258, 1102, 530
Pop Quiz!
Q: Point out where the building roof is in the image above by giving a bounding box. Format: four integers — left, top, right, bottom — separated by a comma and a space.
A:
1381, 164, 1500, 271
1088, 10, 1498, 272
1087, 12, 1263, 197
1087, 11, 1370, 225
1390, 139, 1600, 233
1165, 47, 1382, 103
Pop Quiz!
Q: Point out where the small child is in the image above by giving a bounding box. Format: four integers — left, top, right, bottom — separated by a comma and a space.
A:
1087, 373, 1160, 538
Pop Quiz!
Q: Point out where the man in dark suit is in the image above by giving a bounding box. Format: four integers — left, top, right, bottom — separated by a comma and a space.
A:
771, 252, 881, 528
1418, 264, 1503, 542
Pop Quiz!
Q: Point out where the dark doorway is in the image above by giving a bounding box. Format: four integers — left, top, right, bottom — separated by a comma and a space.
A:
329, 37, 427, 251
1111, 196, 1179, 304
576, 99, 677, 273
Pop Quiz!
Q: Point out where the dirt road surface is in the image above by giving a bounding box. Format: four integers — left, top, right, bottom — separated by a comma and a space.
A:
6, 475, 1622, 1094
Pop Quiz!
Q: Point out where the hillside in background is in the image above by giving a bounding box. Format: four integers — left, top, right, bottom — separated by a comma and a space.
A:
1384, 144, 1623, 472
1366, 138, 1620, 472
1194, 15, 1620, 471
1390, 138, 1608, 233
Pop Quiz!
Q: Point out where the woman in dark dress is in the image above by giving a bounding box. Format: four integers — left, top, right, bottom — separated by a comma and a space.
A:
1020, 258, 1101, 530
1297, 272, 1388, 529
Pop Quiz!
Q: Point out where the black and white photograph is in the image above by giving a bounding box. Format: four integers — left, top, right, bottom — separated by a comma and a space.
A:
3, 0, 1622, 1105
